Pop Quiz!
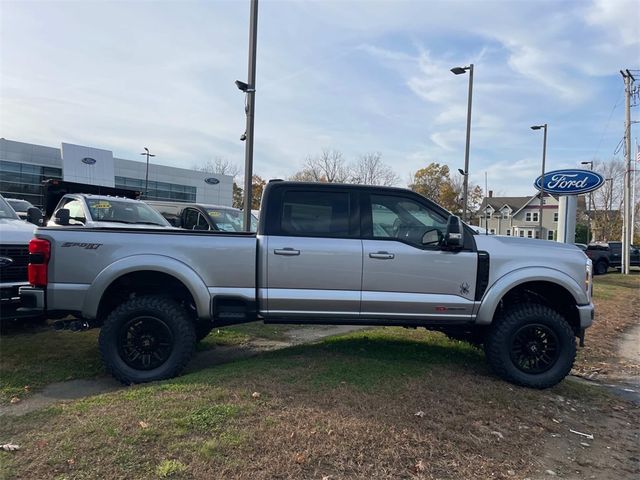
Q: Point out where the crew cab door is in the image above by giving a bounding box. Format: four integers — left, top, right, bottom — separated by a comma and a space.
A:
360, 192, 477, 322
262, 187, 362, 320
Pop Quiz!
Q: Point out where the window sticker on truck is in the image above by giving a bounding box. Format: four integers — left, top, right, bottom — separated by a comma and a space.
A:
61, 242, 102, 250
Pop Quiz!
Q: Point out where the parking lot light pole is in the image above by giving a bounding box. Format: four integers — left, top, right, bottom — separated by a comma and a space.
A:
451, 64, 474, 222
531, 124, 548, 239
140, 147, 155, 198
238, 0, 259, 231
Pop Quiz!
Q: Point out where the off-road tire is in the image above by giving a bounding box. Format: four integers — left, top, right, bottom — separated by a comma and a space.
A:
594, 259, 608, 275
99, 295, 196, 384
484, 303, 576, 389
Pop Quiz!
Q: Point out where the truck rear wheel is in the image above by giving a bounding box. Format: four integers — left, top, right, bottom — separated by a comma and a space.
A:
99, 295, 196, 384
484, 303, 576, 389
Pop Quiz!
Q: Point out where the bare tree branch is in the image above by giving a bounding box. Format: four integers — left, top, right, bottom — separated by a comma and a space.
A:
350, 152, 398, 186
193, 157, 241, 179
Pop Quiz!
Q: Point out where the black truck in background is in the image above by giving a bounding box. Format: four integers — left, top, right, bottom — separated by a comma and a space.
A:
585, 241, 640, 274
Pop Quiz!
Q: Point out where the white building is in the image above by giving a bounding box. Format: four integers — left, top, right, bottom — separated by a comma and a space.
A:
0, 138, 233, 207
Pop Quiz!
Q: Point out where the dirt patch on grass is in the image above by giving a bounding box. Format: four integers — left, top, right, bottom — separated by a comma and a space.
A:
573, 274, 640, 382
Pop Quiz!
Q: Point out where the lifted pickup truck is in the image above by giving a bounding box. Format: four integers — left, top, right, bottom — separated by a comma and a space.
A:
20, 181, 594, 388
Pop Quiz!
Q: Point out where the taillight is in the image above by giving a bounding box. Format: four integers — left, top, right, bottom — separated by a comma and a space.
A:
28, 238, 50, 287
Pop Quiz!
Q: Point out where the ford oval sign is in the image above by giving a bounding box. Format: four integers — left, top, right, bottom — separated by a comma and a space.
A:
81, 157, 97, 165
534, 169, 604, 195
0, 256, 14, 268
204, 177, 220, 185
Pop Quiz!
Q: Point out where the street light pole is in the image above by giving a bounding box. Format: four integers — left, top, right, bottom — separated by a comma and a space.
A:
531, 124, 548, 239
581, 161, 593, 243
237, 0, 259, 231
140, 147, 155, 198
451, 64, 474, 222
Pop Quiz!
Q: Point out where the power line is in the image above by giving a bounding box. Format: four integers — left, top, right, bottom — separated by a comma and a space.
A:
592, 90, 623, 160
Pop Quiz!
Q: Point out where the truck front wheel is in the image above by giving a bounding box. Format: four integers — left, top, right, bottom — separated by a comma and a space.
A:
484, 303, 576, 389
99, 295, 196, 384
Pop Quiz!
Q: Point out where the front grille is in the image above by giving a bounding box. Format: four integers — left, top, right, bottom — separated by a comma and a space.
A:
0, 244, 29, 283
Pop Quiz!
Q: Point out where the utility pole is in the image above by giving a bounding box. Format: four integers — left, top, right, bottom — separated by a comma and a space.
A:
581, 161, 593, 243
621, 70, 634, 275
241, 0, 259, 231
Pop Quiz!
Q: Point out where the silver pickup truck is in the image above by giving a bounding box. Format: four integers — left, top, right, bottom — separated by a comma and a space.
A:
20, 181, 594, 388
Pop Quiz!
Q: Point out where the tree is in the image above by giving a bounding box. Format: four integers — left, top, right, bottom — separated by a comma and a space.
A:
350, 152, 398, 186
591, 159, 624, 241
193, 157, 241, 178
232, 175, 266, 210
409, 162, 482, 215
251, 175, 266, 210
409, 163, 451, 202
289, 149, 350, 183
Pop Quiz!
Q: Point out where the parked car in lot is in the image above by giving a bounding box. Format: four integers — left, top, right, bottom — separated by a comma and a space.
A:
0, 195, 40, 322
145, 200, 258, 232
48, 194, 173, 229
21, 181, 594, 389
5, 198, 44, 225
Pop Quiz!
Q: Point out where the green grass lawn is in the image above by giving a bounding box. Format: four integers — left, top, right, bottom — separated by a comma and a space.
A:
2, 327, 631, 480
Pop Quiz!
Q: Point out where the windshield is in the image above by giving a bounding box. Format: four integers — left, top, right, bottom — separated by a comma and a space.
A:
86, 198, 169, 226
206, 208, 258, 232
7, 199, 33, 212
0, 196, 20, 220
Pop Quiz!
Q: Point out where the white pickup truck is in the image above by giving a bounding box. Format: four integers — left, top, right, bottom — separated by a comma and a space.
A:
20, 181, 594, 388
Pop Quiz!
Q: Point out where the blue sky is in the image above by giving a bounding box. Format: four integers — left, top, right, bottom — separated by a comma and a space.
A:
1, 0, 638, 195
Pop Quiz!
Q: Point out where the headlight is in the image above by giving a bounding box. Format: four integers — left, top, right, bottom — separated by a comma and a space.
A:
585, 260, 592, 298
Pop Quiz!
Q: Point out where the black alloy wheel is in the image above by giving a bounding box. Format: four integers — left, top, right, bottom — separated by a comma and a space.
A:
118, 316, 174, 370
509, 323, 559, 374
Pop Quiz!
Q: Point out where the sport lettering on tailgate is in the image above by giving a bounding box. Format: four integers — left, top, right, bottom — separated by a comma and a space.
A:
61, 242, 102, 250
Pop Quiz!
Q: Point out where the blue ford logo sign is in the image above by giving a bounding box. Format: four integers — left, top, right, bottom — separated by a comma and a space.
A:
81, 157, 97, 165
204, 177, 220, 185
0, 256, 14, 268
534, 169, 604, 195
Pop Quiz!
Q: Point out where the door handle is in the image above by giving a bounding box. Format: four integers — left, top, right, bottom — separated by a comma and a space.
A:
369, 251, 394, 260
274, 248, 300, 256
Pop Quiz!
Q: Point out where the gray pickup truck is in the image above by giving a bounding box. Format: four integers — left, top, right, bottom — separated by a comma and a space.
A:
20, 181, 594, 388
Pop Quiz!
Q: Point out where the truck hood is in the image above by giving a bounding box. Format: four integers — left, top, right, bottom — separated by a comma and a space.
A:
0, 218, 36, 244
474, 235, 582, 254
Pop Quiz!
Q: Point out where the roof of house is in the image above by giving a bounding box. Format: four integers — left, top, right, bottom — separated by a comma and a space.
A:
476, 193, 585, 215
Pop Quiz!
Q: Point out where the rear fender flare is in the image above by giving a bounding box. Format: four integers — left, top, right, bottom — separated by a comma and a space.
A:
82, 254, 211, 320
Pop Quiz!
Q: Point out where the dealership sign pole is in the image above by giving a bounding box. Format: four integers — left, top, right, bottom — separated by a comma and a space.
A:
534, 169, 605, 243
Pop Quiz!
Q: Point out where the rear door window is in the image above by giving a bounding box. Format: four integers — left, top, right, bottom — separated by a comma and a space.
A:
280, 190, 350, 237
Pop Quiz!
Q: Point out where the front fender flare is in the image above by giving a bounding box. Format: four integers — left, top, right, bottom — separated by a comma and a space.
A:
475, 267, 588, 325
81, 254, 211, 320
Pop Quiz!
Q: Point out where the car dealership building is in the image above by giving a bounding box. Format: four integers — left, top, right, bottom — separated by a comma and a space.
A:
0, 138, 233, 207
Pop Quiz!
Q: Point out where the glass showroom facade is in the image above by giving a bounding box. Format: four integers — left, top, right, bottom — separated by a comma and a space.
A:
0, 139, 232, 207
0, 160, 63, 206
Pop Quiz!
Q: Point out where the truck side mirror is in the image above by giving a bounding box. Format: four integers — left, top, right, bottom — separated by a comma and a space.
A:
444, 215, 464, 250
55, 208, 70, 226
26, 207, 43, 226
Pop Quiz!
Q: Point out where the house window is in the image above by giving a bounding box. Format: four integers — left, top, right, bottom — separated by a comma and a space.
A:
526, 212, 539, 222
527, 230, 533, 238
519, 230, 525, 237
489, 229, 495, 234
525, 212, 531, 221
506, 229, 511, 236
554, 212, 558, 222
535, 231, 540, 239
547, 231, 554, 240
